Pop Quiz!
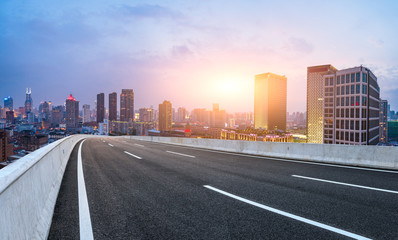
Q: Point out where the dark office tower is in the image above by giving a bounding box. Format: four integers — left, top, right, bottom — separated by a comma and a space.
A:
159, 100, 172, 131
4, 97, 13, 111
109, 92, 117, 121
66, 94, 79, 129
25, 88, 33, 114
97, 93, 105, 123
254, 73, 287, 131
120, 89, 134, 122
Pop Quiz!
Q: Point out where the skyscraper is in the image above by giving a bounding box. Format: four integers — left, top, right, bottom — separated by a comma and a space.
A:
322, 66, 380, 145
66, 94, 79, 129
83, 104, 91, 123
254, 73, 287, 131
120, 89, 134, 122
109, 92, 117, 121
307, 65, 337, 143
4, 97, 13, 111
379, 99, 388, 143
159, 100, 172, 131
25, 88, 32, 114
97, 93, 105, 123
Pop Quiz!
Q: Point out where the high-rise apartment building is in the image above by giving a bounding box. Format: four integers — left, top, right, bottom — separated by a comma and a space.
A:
322, 66, 380, 145
66, 94, 79, 129
4, 97, 13, 111
25, 88, 33, 114
379, 99, 388, 143
307, 65, 337, 143
254, 73, 287, 131
97, 93, 105, 123
120, 89, 134, 122
159, 100, 172, 131
139, 108, 154, 122
83, 104, 91, 123
109, 92, 117, 121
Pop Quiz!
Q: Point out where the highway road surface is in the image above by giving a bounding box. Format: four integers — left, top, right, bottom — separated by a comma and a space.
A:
48, 137, 398, 239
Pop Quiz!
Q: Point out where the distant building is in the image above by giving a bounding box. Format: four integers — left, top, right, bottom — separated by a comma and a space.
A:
120, 89, 134, 122
139, 108, 154, 122
210, 103, 226, 128
83, 104, 91, 123
51, 109, 62, 126
19, 134, 48, 151
6, 111, 14, 124
28, 112, 35, 124
323, 66, 380, 145
40, 101, 50, 122
177, 107, 187, 122
306, 65, 337, 143
109, 92, 117, 121
379, 100, 388, 143
24, 88, 33, 114
388, 121, 398, 142
0, 130, 14, 162
4, 97, 13, 111
97, 93, 105, 123
159, 100, 172, 132
65, 94, 79, 129
190, 108, 210, 124
254, 72, 287, 131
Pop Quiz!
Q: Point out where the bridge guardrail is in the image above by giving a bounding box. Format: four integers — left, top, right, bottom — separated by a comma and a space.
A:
0, 134, 89, 240
127, 136, 398, 170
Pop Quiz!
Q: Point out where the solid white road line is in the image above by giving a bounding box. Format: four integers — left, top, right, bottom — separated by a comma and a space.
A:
124, 151, 142, 159
204, 185, 371, 240
141, 141, 398, 174
166, 150, 196, 158
292, 175, 398, 194
108, 143, 114, 147
78, 140, 94, 240
134, 143, 145, 147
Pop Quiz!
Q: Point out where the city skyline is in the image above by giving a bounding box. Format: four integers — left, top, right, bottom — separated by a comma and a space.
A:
1, 1, 398, 112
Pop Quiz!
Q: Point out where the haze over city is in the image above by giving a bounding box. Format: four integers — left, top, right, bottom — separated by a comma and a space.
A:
1, 0, 398, 112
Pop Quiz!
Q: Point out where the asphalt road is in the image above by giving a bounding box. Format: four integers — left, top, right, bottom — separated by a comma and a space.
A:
49, 137, 398, 240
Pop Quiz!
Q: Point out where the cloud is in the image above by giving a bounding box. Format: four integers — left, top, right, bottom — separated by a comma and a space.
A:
369, 38, 384, 48
287, 37, 314, 54
171, 45, 194, 59
119, 4, 183, 20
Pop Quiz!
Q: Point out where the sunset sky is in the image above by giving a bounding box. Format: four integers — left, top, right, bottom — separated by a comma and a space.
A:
1, 0, 398, 113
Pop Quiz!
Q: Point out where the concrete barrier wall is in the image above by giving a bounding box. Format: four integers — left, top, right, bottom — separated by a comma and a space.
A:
127, 136, 398, 170
0, 135, 89, 240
